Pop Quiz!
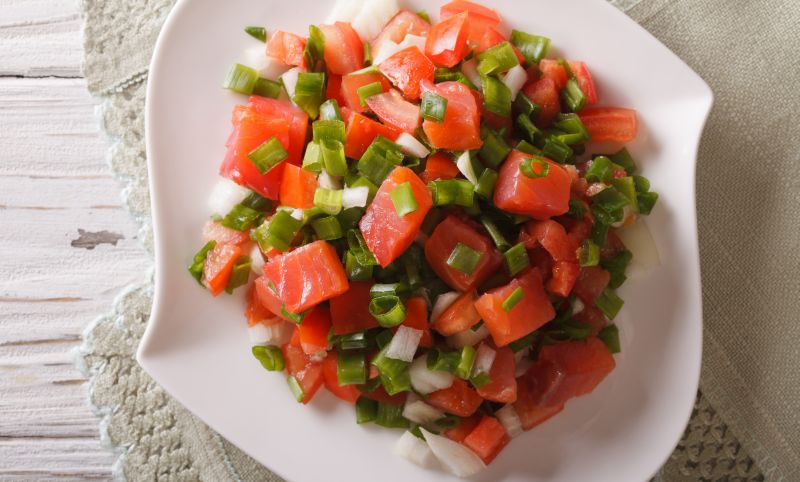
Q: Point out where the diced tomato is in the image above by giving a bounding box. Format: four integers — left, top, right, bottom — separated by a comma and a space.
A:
219, 105, 291, 199
547, 261, 580, 297
601, 230, 627, 260
443, 414, 481, 442
263, 240, 349, 313
425, 12, 470, 68
202, 243, 242, 296
572, 305, 607, 336
538, 59, 568, 90
393, 297, 433, 347
520, 219, 577, 262
370, 10, 431, 62
254, 276, 291, 321
493, 150, 571, 220
426, 378, 483, 417
329, 281, 379, 335
359, 166, 433, 267
463, 416, 510, 464
527, 246, 553, 283
245, 283, 281, 326
578, 108, 637, 142
319, 22, 364, 75
522, 76, 560, 127
568, 61, 598, 105
341, 71, 391, 114
440, 0, 501, 47
365, 89, 421, 133
424, 215, 502, 291
279, 163, 317, 209
344, 111, 401, 159
325, 74, 348, 106
476, 346, 517, 403
431, 290, 481, 336
297, 306, 332, 355
514, 360, 565, 430
322, 352, 361, 403
421, 152, 459, 184
248, 95, 309, 165
572, 266, 610, 305
476, 28, 525, 64
202, 220, 249, 246
379, 46, 436, 101
266, 31, 306, 67
474, 269, 556, 347
538, 337, 616, 405
280, 343, 323, 404
421, 81, 482, 150
361, 386, 408, 406
289, 326, 301, 347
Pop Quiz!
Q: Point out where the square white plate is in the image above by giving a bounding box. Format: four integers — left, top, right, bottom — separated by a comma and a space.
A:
140, 1, 713, 480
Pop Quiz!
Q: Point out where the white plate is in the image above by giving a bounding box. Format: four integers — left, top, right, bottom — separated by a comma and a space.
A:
140, 1, 713, 480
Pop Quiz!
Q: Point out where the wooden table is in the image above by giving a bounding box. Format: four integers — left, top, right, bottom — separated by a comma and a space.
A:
1, 1, 150, 479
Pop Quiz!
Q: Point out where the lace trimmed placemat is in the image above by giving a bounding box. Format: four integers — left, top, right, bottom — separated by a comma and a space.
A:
79, 0, 799, 480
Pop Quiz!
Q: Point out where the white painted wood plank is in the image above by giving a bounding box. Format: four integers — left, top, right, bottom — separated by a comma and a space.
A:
0, 439, 116, 481
0, 0, 83, 77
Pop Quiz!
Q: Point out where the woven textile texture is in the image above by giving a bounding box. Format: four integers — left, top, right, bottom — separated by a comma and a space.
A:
79, 0, 800, 480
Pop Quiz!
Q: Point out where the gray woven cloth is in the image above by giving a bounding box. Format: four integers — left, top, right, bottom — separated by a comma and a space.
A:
78, 0, 800, 480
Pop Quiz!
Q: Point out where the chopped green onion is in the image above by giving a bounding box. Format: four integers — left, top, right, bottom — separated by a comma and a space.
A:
319, 99, 343, 121
508, 331, 538, 352
281, 304, 306, 324
287, 375, 305, 402
420, 91, 448, 123
516, 139, 542, 155
321, 139, 347, 177
470, 372, 492, 388
598, 324, 621, 353
401, 246, 424, 289
633, 175, 650, 193
476, 41, 519, 76
338, 351, 367, 385
436, 415, 461, 430
596, 289, 624, 319
480, 216, 511, 251
310, 215, 343, 240
363, 41, 372, 65
356, 396, 378, 424
347, 175, 379, 202
313, 187, 343, 215
554, 113, 590, 143
358, 136, 404, 185
592, 222, 609, 246
417, 10, 431, 22
562, 319, 591, 340
612, 176, 639, 212
434, 68, 476, 89
372, 345, 411, 395
253, 77, 282, 98
369, 295, 407, 327
520, 156, 550, 178
567, 199, 588, 219
337, 331, 371, 350
347, 229, 379, 266
303, 25, 325, 70
482, 75, 512, 117
515, 113, 541, 144
357, 81, 384, 107
345, 250, 374, 280
375, 329, 394, 349
302, 142, 324, 173
610, 148, 637, 174
349, 64, 380, 76
248, 136, 288, 174
336, 207, 364, 231
251, 345, 284, 371
427, 349, 461, 373
446, 242, 483, 275
244, 26, 267, 42
293, 72, 326, 118
502, 286, 524, 311
188, 240, 216, 284
428, 179, 474, 207
455, 346, 476, 379
370, 282, 410, 299
586, 156, 613, 183
591, 187, 630, 225
542, 137, 572, 164
390, 182, 419, 217
602, 249, 632, 289
510, 30, 550, 65
313, 119, 346, 143
513, 92, 541, 119
578, 239, 600, 267
224, 256, 252, 293
475, 168, 498, 199
503, 242, 530, 276
637, 191, 659, 215
252, 210, 303, 252
479, 129, 511, 168
222, 204, 262, 231
561, 78, 586, 112
223, 63, 258, 94
375, 402, 409, 428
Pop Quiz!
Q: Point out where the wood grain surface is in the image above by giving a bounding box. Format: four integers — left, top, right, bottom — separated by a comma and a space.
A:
0, 1, 151, 479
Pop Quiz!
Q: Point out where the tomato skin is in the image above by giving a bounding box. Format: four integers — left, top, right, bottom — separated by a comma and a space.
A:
476, 346, 517, 403
322, 352, 361, 403
547, 261, 581, 297
203, 243, 242, 296
572, 305, 607, 336
474, 269, 556, 347
493, 150, 571, 220
522, 76, 560, 128
344, 111, 401, 159
254, 276, 292, 322
262, 240, 349, 314
444, 414, 482, 442
477, 28, 525, 64
360, 386, 408, 406
325, 74, 348, 107
440, 0, 501, 47
538, 337, 616, 406
431, 290, 481, 336
379, 46, 436, 101
319, 22, 364, 75
568, 61, 598, 105
539, 59, 569, 90
421, 81, 482, 151
520, 219, 577, 262
248, 96, 309, 165
393, 297, 433, 347
280, 343, 323, 404
420, 152, 459, 184
424, 215, 502, 291
426, 378, 483, 417
202, 220, 249, 246
297, 306, 332, 355
359, 166, 433, 267
279, 163, 317, 209
514, 360, 565, 430
341, 71, 391, 114
578, 108, 637, 142
572, 266, 610, 305
329, 281, 379, 335
463, 416, 510, 464
425, 12, 470, 68
365, 89, 421, 133
246, 283, 281, 326
266, 31, 306, 67
370, 10, 431, 60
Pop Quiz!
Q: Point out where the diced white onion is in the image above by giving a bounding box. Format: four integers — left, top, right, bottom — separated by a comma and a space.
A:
317, 170, 343, 190
250, 245, 265, 274
386, 326, 423, 362
501, 64, 528, 100
325, 0, 366, 23
393, 431, 439, 469
403, 393, 445, 425
572, 297, 585, 314
586, 182, 609, 197
616, 219, 661, 277
207, 178, 249, 216
446, 325, 489, 349
472, 343, 496, 376
495, 405, 523, 438
372, 40, 402, 66
289, 208, 304, 221
351, 0, 399, 41
241, 45, 268, 72
420, 428, 487, 477
460, 59, 482, 90
260, 55, 292, 80
431, 292, 460, 323
280, 67, 301, 99
248, 321, 293, 346
395, 132, 431, 158
456, 151, 478, 184
398, 35, 426, 52
410, 355, 454, 395
342, 186, 369, 208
